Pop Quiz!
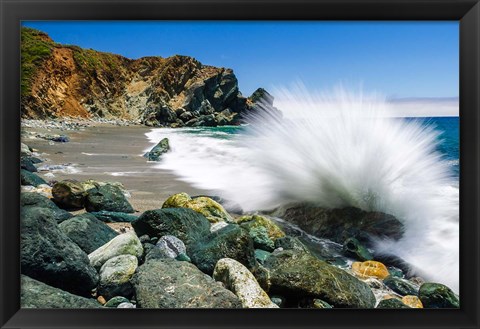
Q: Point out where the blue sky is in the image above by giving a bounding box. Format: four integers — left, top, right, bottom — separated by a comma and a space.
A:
23, 21, 459, 101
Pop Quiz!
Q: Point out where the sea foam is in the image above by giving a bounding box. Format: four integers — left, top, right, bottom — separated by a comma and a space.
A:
146, 86, 459, 292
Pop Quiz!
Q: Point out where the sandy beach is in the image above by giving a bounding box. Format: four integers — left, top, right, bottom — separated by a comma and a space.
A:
21, 123, 211, 213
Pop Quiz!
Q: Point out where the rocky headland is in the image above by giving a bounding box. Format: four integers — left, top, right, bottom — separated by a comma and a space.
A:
21, 27, 278, 127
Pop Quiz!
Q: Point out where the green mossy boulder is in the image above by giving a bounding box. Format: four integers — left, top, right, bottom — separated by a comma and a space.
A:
85, 184, 134, 213
418, 283, 459, 308
20, 169, 46, 187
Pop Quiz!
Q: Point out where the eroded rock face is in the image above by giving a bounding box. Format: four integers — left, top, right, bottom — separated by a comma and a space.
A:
21, 207, 99, 297
21, 27, 275, 126
258, 250, 376, 308
132, 259, 242, 308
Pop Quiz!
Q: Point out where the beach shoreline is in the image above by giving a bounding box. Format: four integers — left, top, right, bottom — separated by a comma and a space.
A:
21, 120, 211, 213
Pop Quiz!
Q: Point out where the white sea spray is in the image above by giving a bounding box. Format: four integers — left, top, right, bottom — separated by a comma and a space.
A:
146, 86, 459, 292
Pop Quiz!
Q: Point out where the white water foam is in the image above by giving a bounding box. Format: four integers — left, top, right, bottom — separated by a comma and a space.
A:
145, 86, 459, 292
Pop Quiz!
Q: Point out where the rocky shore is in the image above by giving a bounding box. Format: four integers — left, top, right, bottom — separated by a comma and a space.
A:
20, 136, 460, 309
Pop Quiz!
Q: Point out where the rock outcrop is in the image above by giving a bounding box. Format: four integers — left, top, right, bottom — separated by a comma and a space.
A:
21, 27, 276, 126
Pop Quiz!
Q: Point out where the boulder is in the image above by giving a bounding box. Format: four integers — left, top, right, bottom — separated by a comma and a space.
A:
132, 259, 241, 308
21, 207, 99, 297
89, 210, 138, 223
52, 179, 87, 210
132, 208, 211, 246
351, 261, 390, 280
276, 205, 404, 245
162, 192, 233, 223
213, 258, 278, 308
342, 237, 373, 261
20, 192, 73, 223
154, 235, 186, 258
377, 298, 410, 308
189, 224, 256, 275
418, 283, 459, 308
402, 295, 423, 308
85, 184, 134, 213
383, 276, 419, 296
259, 250, 376, 308
97, 254, 138, 300
237, 214, 285, 240
274, 236, 309, 253
21, 156, 37, 172
21, 142, 32, 156
58, 213, 119, 254
254, 249, 271, 264
248, 226, 275, 251
88, 231, 143, 270
144, 138, 170, 161
20, 169, 46, 187
21, 275, 101, 308
104, 296, 131, 308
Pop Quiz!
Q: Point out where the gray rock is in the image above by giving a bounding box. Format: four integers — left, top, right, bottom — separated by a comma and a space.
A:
117, 302, 135, 308
132, 259, 241, 308
21, 275, 101, 308
58, 213, 118, 254
88, 231, 143, 270
155, 235, 186, 258
21, 207, 99, 297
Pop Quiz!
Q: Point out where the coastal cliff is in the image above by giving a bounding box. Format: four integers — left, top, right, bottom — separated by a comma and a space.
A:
21, 27, 275, 127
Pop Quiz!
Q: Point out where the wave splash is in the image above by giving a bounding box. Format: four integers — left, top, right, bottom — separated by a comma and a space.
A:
147, 86, 459, 291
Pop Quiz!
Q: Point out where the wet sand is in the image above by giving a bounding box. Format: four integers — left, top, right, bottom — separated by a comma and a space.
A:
22, 124, 211, 213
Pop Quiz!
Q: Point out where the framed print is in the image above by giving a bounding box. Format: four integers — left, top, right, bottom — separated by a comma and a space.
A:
1, 0, 479, 328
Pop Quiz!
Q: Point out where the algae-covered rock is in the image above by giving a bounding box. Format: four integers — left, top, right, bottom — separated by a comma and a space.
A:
213, 258, 278, 308
376, 298, 410, 308
260, 250, 376, 308
132, 208, 210, 246
189, 224, 256, 275
237, 214, 285, 240
21, 169, 47, 187
97, 254, 138, 300
248, 226, 275, 251
21, 207, 99, 297
162, 192, 233, 223
132, 259, 241, 308
21, 275, 101, 308
88, 231, 143, 270
89, 210, 138, 223
21, 192, 73, 223
342, 237, 373, 261
58, 213, 118, 254
103, 296, 131, 308
52, 179, 87, 210
418, 282, 459, 308
85, 184, 134, 213
383, 276, 419, 296
144, 138, 170, 161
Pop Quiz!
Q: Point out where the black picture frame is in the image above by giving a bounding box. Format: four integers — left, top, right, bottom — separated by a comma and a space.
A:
1, 0, 479, 328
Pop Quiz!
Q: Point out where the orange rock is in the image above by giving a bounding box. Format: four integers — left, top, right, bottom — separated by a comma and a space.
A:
351, 261, 389, 279
97, 296, 106, 305
402, 295, 423, 308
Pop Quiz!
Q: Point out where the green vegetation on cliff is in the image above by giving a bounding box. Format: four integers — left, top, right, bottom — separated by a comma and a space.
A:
21, 27, 54, 97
